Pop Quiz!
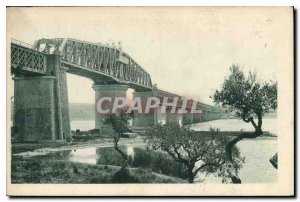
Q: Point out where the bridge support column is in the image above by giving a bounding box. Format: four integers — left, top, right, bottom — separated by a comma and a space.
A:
13, 76, 57, 141
165, 108, 179, 125
12, 53, 71, 141
56, 65, 71, 141
202, 110, 207, 122
208, 110, 213, 121
182, 111, 193, 125
132, 91, 158, 131
49, 53, 71, 141
191, 111, 202, 124
93, 84, 129, 134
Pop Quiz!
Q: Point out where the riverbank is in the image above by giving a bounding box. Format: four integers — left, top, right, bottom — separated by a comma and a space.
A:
11, 119, 278, 184
12, 130, 276, 157
12, 130, 276, 156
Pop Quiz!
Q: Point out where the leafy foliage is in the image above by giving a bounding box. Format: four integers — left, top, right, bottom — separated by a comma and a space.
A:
133, 148, 189, 179
103, 110, 133, 136
146, 124, 244, 183
103, 109, 133, 169
211, 65, 277, 183
212, 65, 277, 120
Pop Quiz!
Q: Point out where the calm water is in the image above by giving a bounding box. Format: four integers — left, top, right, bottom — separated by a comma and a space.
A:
193, 119, 277, 183
190, 118, 277, 134
60, 119, 278, 183
71, 119, 277, 134
71, 120, 95, 131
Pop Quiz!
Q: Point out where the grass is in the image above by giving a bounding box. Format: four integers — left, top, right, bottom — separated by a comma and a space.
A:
12, 141, 70, 154
11, 156, 186, 184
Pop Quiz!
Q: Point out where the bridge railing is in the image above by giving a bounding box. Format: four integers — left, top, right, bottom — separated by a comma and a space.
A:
11, 39, 36, 50
11, 40, 48, 75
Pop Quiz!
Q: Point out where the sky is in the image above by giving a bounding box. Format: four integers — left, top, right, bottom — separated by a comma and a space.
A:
7, 7, 292, 105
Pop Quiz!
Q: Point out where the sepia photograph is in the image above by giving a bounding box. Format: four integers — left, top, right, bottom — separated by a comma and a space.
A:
6, 6, 294, 196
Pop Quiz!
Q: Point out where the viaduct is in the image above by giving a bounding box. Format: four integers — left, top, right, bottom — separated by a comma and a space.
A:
10, 38, 221, 141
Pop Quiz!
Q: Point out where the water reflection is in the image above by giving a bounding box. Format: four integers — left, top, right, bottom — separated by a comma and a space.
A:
56, 146, 136, 165
69, 148, 98, 164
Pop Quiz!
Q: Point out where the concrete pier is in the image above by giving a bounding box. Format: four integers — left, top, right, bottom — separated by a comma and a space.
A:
132, 91, 157, 129
13, 76, 57, 141
165, 107, 179, 125
12, 53, 71, 141
93, 84, 129, 134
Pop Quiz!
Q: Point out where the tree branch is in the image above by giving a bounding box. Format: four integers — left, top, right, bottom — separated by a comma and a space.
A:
113, 134, 128, 168
165, 149, 187, 164
193, 161, 225, 177
173, 146, 189, 164
242, 116, 258, 129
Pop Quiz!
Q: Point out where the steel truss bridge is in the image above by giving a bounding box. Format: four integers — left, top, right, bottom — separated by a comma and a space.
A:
10, 38, 221, 141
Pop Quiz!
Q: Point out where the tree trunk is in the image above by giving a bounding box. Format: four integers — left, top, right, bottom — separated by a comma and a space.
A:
188, 166, 195, 183
225, 116, 263, 184
113, 134, 128, 170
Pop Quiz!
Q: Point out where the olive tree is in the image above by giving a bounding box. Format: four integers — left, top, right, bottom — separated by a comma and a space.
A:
103, 110, 133, 169
212, 65, 277, 183
146, 124, 244, 183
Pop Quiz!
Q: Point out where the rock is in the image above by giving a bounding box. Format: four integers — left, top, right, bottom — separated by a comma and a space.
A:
269, 153, 278, 169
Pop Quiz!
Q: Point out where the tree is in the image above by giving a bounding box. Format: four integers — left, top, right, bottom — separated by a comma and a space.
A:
212, 65, 277, 183
103, 110, 133, 170
146, 124, 244, 183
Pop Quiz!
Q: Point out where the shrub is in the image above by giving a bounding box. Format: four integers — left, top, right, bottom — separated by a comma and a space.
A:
110, 168, 140, 183
132, 148, 188, 179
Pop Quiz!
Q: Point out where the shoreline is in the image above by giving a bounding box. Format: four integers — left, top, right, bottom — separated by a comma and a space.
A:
13, 134, 277, 157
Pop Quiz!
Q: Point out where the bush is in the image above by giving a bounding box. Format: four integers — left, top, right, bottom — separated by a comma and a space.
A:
73, 166, 79, 174
97, 147, 125, 166
111, 168, 140, 183
87, 129, 100, 134
132, 148, 188, 179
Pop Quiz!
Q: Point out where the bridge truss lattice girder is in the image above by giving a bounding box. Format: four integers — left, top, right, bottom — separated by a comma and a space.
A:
11, 43, 48, 75
33, 38, 152, 90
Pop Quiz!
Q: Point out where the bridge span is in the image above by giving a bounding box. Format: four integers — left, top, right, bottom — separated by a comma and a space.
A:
10, 38, 221, 141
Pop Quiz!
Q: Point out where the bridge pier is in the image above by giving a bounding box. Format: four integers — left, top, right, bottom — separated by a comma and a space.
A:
193, 112, 202, 123
182, 111, 194, 125
132, 91, 158, 131
12, 53, 71, 141
93, 84, 129, 134
58, 66, 71, 140
202, 110, 208, 122
165, 107, 179, 125
13, 76, 57, 141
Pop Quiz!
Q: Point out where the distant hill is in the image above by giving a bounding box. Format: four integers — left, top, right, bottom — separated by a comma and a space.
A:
69, 103, 94, 121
